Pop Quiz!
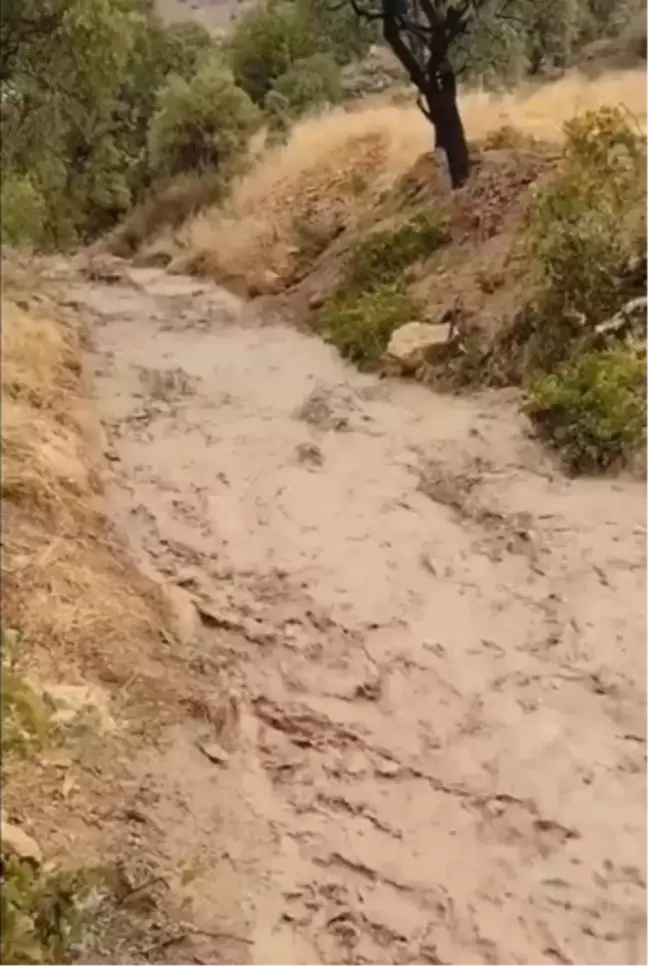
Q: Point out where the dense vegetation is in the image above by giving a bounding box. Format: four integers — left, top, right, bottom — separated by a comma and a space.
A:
522, 107, 646, 472
2, 0, 644, 249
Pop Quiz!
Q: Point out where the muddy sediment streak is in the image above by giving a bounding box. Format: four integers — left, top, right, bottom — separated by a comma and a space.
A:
63, 263, 645, 965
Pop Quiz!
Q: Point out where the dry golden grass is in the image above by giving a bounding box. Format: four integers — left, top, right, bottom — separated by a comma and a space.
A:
173, 67, 646, 286
1, 267, 163, 665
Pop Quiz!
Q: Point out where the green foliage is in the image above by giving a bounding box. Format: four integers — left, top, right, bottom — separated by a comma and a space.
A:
448, 0, 644, 85
147, 59, 259, 179
0, 853, 94, 966
268, 53, 343, 117
0, 176, 46, 248
227, 0, 373, 106
1, 629, 52, 759
226, 2, 317, 103
0, 0, 232, 247
344, 212, 450, 293
523, 105, 646, 370
524, 346, 647, 473
315, 285, 419, 369
313, 212, 447, 368
302, 0, 377, 63
159, 21, 215, 80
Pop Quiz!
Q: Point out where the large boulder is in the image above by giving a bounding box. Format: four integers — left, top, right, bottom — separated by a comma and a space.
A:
384, 322, 451, 375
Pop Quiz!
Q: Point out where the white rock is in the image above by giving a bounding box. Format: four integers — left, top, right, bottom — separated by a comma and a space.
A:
1, 820, 42, 864
385, 322, 451, 373
163, 584, 200, 645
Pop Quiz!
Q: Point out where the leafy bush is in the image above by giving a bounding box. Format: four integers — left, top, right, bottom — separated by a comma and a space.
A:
227, 0, 373, 106
524, 105, 646, 370
159, 21, 216, 81
524, 346, 647, 473
1, 0, 229, 247
311, 211, 448, 368
226, 1, 317, 103
315, 285, 419, 369
0, 852, 95, 966
267, 53, 343, 117
1, 629, 52, 758
147, 59, 259, 178
1, 176, 46, 248
344, 212, 450, 293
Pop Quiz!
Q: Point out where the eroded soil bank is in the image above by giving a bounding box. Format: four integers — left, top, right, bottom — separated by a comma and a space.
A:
55, 263, 646, 965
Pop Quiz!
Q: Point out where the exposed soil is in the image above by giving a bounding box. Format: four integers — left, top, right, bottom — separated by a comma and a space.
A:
42, 260, 646, 965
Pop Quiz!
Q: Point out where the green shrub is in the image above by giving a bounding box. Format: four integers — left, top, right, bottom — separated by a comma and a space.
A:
0, 852, 95, 966
147, 59, 259, 178
524, 105, 646, 370
344, 212, 450, 293
1, 629, 52, 758
226, 2, 317, 103
267, 52, 343, 119
314, 285, 419, 369
227, 0, 373, 105
311, 211, 447, 369
159, 21, 216, 81
0, 176, 46, 248
524, 346, 647, 473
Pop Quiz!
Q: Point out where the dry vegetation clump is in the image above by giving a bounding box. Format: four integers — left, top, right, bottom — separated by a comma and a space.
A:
1, 268, 164, 665
150, 68, 646, 289
0, 264, 169, 964
173, 107, 428, 287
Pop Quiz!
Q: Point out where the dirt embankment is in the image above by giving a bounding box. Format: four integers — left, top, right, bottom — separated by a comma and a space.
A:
5, 254, 643, 965
107, 69, 646, 375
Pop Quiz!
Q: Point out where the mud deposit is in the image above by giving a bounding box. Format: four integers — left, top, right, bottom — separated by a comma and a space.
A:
64, 266, 645, 964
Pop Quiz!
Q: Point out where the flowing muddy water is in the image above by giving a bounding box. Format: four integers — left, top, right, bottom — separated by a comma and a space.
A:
65, 265, 645, 964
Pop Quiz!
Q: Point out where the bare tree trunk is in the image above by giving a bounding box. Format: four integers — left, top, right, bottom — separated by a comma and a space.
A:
381, 7, 470, 189
425, 68, 470, 189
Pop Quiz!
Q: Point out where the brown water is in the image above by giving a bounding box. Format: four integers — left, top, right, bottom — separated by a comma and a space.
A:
63, 264, 646, 964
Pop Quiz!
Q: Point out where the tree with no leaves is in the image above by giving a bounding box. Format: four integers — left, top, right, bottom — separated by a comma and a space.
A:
342, 0, 530, 189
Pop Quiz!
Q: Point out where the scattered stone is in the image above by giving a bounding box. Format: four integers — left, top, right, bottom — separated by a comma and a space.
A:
41, 682, 117, 734
375, 758, 400, 778
82, 254, 128, 284
1, 820, 42, 865
197, 740, 230, 766
162, 584, 200, 646
295, 442, 324, 468
384, 322, 452, 375
308, 292, 325, 311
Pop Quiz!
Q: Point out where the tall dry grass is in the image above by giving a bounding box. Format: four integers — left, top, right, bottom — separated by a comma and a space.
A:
171, 68, 646, 285
1, 267, 163, 668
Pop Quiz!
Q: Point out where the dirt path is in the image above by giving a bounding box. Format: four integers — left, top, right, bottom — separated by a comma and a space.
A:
59, 264, 646, 965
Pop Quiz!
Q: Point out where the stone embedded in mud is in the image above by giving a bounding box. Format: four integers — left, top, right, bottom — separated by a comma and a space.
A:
163, 584, 201, 645
384, 322, 452, 375
1, 820, 42, 865
248, 270, 282, 297
197, 740, 229, 765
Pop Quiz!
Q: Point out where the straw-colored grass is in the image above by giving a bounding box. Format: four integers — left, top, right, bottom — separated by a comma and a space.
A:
1, 270, 163, 662
172, 68, 646, 286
